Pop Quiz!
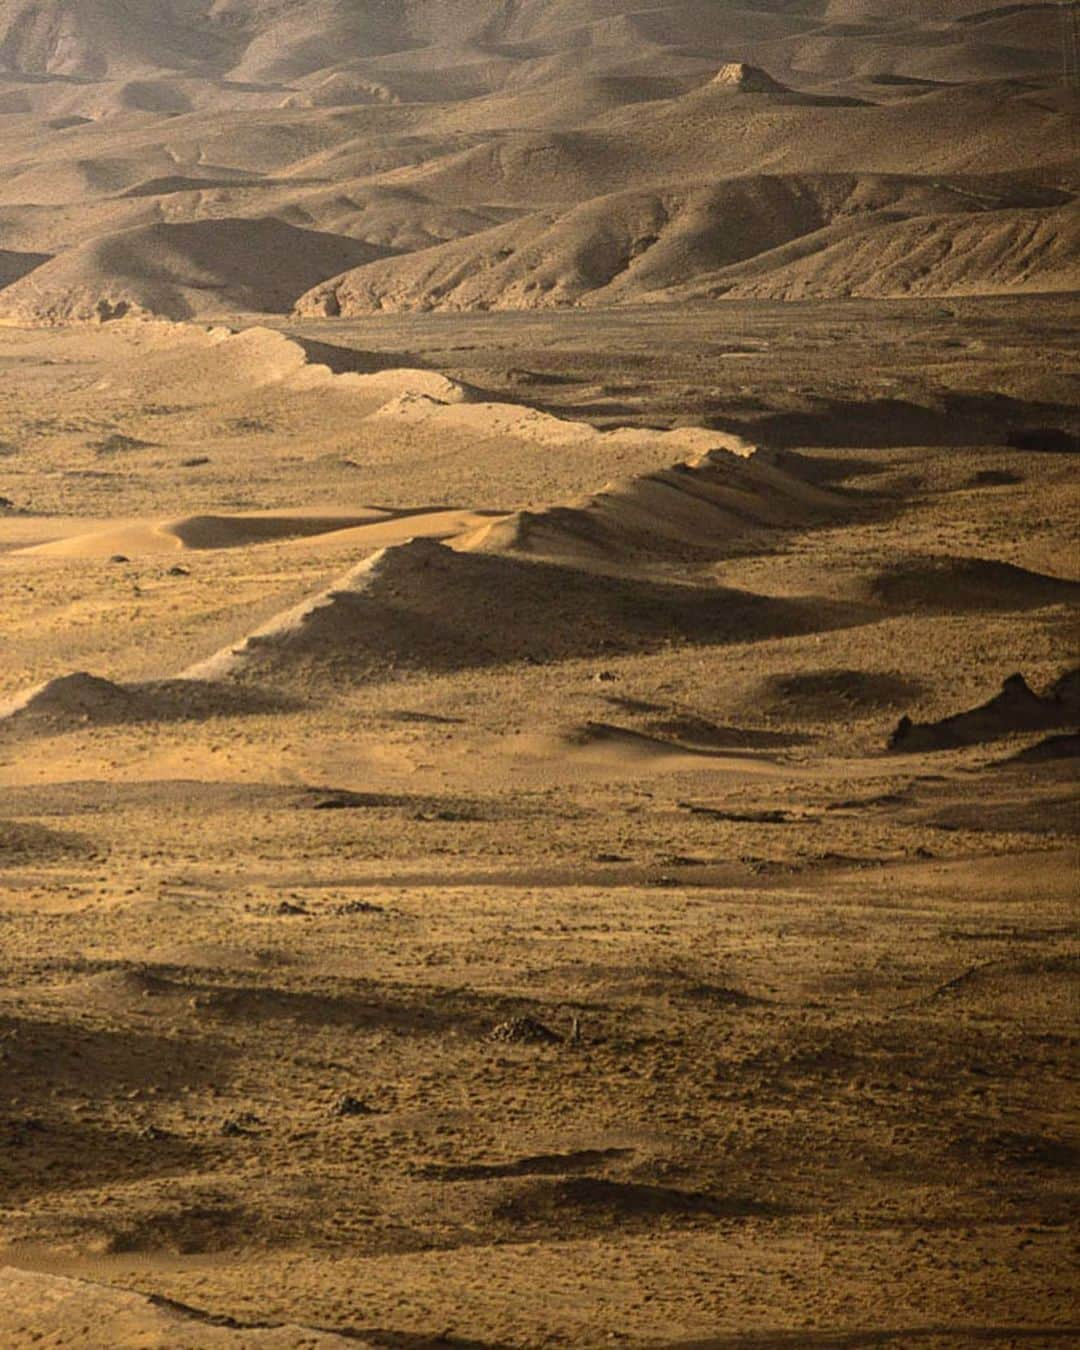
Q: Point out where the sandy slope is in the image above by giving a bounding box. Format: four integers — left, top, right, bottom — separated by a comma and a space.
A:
0, 299, 1077, 1345
0, 3, 1077, 1344
0, 1267, 361, 1347
456, 446, 849, 563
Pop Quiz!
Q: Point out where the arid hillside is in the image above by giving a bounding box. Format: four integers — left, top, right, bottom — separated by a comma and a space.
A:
0, 1, 1074, 319
0, 4, 1077, 1348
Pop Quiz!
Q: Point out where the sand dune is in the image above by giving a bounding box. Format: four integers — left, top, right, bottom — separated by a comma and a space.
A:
183, 536, 852, 690
443, 71, 692, 135
1, 6, 1077, 1345
506, 720, 788, 779
0, 671, 139, 725
458, 446, 849, 564
920, 954, 1078, 1024
0, 817, 93, 864
20, 506, 493, 558
376, 80, 1074, 206
262, 186, 520, 254
0, 1, 1058, 90
17, 509, 389, 557
1007, 732, 1080, 764
702, 204, 1080, 301
87, 323, 474, 409
757, 668, 925, 722
0, 247, 50, 287
0, 1, 218, 80
360, 386, 745, 463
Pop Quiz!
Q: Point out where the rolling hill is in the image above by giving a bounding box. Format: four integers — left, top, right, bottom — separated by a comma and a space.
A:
0, 1, 1073, 320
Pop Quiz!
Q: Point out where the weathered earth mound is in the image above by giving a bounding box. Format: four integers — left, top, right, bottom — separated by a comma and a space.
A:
869, 556, 1080, 613
890, 670, 1080, 752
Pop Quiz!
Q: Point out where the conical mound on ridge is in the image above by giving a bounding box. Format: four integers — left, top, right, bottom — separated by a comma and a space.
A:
183, 537, 853, 690
710, 63, 791, 94
457, 446, 852, 564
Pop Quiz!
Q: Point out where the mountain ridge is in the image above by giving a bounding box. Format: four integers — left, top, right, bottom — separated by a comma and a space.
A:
0, 1, 1073, 321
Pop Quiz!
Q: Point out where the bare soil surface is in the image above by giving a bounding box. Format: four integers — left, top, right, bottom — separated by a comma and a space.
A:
0, 296, 1076, 1346
0, 4, 1076, 1342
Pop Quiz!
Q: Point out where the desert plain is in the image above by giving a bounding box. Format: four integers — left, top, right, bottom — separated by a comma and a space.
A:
0, 2, 1077, 1347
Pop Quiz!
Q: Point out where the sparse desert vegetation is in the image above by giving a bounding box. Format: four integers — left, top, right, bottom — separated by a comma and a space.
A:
0, 2, 1076, 1346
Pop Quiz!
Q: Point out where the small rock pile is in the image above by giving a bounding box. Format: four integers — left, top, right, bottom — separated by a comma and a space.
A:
486, 1016, 562, 1045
